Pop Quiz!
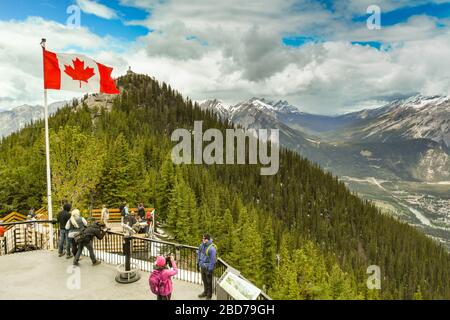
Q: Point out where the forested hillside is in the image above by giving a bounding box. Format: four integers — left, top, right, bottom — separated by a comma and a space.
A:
1, 73, 449, 299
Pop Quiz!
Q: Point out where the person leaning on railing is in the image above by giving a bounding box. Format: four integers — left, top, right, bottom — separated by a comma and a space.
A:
73, 221, 108, 266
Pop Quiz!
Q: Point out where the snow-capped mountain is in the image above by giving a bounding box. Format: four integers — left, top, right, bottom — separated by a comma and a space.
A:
202, 94, 450, 148
228, 97, 300, 118
345, 95, 450, 147
200, 97, 303, 128
0, 101, 67, 138
200, 94, 450, 183
198, 99, 231, 121
200, 97, 325, 156
229, 98, 279, 128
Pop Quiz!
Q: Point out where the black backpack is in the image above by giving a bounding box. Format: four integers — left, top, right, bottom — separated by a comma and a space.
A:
74, 227, 87, 244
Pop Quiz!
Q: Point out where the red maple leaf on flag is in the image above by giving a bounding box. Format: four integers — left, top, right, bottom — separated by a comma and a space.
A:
64, 58, 95, 88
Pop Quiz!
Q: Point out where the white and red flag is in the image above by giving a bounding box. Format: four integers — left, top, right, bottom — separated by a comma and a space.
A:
43, 49, 119, 94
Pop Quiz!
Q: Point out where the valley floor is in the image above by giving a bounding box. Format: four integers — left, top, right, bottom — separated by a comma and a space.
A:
340, 176, 450, 250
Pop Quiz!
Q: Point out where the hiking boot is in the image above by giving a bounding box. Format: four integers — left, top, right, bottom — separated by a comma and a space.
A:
198, 292, 207, 298
92, 260, 101, 266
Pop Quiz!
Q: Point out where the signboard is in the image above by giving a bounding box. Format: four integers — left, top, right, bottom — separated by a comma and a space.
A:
217, 271, 261, 300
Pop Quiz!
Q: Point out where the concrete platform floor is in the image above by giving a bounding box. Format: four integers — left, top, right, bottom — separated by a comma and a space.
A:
0, 250, 205, 300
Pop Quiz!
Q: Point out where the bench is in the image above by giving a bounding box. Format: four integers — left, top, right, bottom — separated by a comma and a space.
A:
91, 208, 154, 223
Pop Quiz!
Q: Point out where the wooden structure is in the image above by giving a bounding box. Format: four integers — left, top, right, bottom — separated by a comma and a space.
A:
91, 208, 155, 223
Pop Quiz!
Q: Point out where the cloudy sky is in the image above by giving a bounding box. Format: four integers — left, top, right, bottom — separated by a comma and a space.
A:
0, 0, 450, 114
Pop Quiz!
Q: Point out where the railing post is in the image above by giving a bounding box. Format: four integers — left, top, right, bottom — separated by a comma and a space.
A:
24, 225, 28, 251
123, 235, 131, 272
13, 227, 17, 252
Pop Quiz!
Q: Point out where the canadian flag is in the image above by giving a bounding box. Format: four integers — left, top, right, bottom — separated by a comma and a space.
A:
43, 49, 119, 94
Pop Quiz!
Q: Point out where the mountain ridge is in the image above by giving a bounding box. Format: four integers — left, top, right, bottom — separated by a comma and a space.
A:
0, 101, 67, 138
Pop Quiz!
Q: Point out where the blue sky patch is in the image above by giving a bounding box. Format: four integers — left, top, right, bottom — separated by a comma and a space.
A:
351, 41, 383, 50
0, 0, 149, 41
282, 36, 321, 47
353, 2, 450, 26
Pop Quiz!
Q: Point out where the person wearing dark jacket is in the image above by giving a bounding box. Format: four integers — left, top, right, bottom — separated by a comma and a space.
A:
137, 203, 145, 220
73, 221, 107, 266
197, 233, 217, 300
57, 203, 72, 257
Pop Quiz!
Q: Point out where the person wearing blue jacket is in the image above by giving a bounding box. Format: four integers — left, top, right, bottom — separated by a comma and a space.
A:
197, 233, 217, 300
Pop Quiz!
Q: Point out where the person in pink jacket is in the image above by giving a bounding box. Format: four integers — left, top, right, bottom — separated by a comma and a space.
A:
149, 255, 178, 300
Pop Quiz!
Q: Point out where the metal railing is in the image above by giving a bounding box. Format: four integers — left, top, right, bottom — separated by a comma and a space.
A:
65, 231, 206, 288
0, 220, 56, 255
2, 220, 270, 300
55, 229, 270, 299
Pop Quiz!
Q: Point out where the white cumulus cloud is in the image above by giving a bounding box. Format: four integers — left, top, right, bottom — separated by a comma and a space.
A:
76, 0, 118, 20
2, 1, 450, 115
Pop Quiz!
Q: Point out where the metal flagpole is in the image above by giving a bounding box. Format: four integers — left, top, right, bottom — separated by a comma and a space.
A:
41, 38, 54, 250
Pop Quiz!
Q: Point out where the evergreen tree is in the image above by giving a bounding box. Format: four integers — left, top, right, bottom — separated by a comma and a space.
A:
166, 172, 198, 245
156, 157, 175, 220
270, 236, 300, 299
292, 243, 330, 299
328, 264, 356, 300
97, 133, 139, 206
261, 219, 277, 290
217, 209, 234, 258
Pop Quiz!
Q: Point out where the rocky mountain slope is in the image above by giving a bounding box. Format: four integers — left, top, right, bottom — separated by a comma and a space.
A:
0, 101, 67, 138
199, 95, 450, 182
